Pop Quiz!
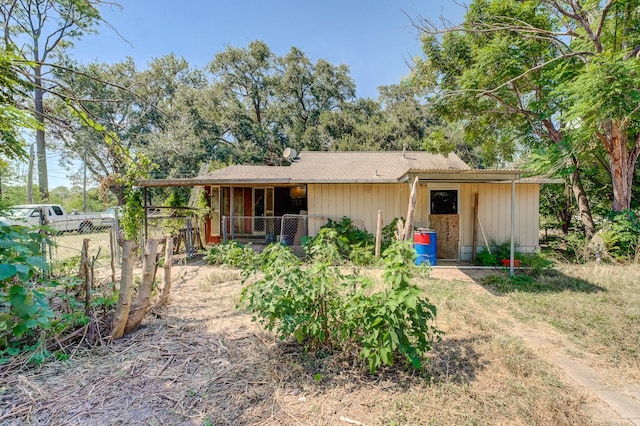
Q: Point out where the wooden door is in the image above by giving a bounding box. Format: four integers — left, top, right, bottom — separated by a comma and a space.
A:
429, 214, 459, 259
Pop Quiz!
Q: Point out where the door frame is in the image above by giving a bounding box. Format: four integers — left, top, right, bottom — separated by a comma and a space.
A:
427, 183, 461, 260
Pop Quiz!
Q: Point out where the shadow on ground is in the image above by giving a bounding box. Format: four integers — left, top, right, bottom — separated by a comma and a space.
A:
478, 268, 606, 294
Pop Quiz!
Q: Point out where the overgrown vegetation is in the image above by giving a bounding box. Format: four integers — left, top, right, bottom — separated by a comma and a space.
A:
204, 241, 258, 269
0, 222, 116, 364
0, 223, 54, 362
539, 210, 640, 264
237, 238, 442, 373
302, 217, 375, 264
475, 240, 524, 267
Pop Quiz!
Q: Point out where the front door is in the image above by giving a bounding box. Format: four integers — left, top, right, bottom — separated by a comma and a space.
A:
429, 189, 460, 260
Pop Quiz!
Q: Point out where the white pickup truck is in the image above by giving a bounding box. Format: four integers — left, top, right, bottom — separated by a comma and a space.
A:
0, 204, 104, 233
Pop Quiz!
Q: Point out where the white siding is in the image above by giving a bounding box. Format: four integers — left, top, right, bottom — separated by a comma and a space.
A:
307, 183, 408, 233
308, 182, 540, 260
460, 183, 539, 260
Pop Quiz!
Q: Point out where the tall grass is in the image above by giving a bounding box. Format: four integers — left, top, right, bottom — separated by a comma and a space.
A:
481, 265, 640, 382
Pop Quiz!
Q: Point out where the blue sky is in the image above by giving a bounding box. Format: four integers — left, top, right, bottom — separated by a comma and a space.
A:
72, 0, 465, 98
46, 0, 466, 187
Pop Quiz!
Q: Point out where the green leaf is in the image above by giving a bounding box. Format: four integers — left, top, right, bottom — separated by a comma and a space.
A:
26, 256, 48, 271
0, 263, 17, 280
14, 264, 32, 280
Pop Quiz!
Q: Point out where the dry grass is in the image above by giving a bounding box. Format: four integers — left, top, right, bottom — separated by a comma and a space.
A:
482, 264, 640, 384
0, 262, 614, 425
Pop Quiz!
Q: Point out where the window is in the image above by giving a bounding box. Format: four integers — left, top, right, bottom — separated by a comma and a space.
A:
430, 190, 458, 215
51, 206, 64, 216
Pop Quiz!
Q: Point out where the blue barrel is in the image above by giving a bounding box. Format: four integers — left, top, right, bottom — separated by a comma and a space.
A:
415, 231, 437, 266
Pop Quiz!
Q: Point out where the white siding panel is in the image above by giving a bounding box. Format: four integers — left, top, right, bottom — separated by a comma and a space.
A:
459, 183, 540, 260
307, 183, 408, 234
309, 182, 539, 254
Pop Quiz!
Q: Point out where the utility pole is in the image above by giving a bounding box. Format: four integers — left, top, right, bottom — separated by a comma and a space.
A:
83, 144, 87, 212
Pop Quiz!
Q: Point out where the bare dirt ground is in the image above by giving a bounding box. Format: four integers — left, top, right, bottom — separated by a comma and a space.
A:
1, 261, 638, 425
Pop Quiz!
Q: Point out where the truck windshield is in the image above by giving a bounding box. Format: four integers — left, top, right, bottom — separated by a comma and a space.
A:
6, 207, 34, 218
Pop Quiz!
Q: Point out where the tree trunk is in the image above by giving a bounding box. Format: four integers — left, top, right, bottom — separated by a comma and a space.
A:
27, 143, 34, 203
603, 122, 640, 212
403, 177, 419, 241
125, 238, 162, 334
34, 68, 49, 201
111, 240, 137, 340
542, 120, 596, 238
568, 155, 595, 239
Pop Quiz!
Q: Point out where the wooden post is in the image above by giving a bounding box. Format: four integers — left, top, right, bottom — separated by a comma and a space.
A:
109, 227, 116, 285
158, 237, 173, 307
375, 210, 383, 257
125, 238, 162, 334
403, 177, 419, 241
79, 238, 90, 317
111, 240, 137, 340
472, 193, 479, 261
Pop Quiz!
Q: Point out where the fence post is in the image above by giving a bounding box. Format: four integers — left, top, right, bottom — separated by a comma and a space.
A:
79, 238, 91, 316
186, 217, 193, 258
222, 216, 227, 242
158, 236, 173, 307
375, 210, 383, 257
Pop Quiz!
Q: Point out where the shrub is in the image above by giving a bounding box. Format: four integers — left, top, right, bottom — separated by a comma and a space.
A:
349, 243, 378, 267
475, 240, 524, 266
601, 210, 640, 261
381, 217, 403, 252
0, 223, 56, 362
303, 217, 374, 261
344, 242, 442, 372
204, 241, 258, 268
476, 249, 498, 266
303, 228, 346, 264
239, 239, 442, 373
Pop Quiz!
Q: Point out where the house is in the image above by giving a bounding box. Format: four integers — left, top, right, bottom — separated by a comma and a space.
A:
139, 151, 548, 262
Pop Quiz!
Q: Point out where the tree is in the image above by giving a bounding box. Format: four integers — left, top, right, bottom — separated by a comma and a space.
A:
52, 54, 213, 201
412, 0, 640, 237
0, 49, 36, 162
208, 41, 357, 163
50, 58, 138, 204
0, 0, 104, 201
276, 47, 355, 150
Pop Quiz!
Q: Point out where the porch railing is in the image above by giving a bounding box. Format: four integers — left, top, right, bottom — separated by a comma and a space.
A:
221, 214, 364, 246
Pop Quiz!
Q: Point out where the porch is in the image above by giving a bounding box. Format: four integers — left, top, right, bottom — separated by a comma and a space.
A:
220, 214, 365, 247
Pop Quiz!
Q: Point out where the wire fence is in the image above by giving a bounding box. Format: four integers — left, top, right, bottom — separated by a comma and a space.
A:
221, 214, 365, 246
46, 207, 207, 279
47, 224, 120, 280
45, 210, 347, 277
146, 209, 207, 261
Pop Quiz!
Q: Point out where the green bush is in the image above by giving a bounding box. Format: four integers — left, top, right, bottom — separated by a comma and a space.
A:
602, 210, 640, 261
476, 250, 498, 266
344, 242, 442, 372
303, 228, 346, 264
381, 217, 404, 252
0, 223, 56, 362
303, 217, 374, 261
239, 239, 442, 373
475, 240, 524, 266
349, 243, 378, 267
204, 240, 258, 268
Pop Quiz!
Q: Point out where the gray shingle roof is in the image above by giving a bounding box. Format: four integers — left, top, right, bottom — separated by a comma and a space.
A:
194, 151, 471, 184
139, 151, 526, 187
